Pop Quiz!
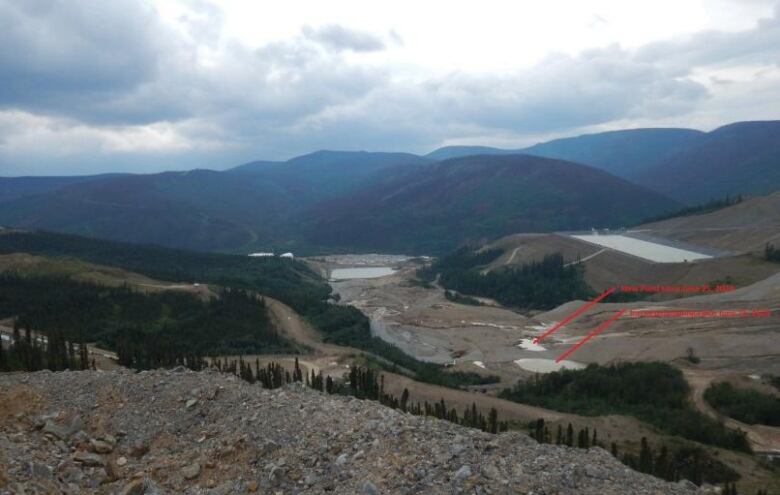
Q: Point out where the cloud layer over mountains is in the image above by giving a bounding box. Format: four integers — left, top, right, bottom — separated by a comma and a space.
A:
0, 0, 778, 175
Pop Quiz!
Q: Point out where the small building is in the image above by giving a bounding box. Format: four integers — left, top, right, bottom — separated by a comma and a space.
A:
280, 252, 294, 259
248, 252, 274, 257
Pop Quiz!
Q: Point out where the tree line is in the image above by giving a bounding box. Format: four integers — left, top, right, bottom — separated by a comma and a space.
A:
530, 419, 741, 488
704, 382, 780, 427
0, 274, 294, 370
0, 322, 92, 372
0, 231, 498, 391
214, 357, 508, 434
765, 243, 780, 263
419, 247, 593, 310
500, 362, 751, 452
639, 195, 744, 225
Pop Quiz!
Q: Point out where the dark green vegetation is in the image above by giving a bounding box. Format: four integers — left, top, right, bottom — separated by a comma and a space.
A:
1, 120, 778, 253
640, 195, 744, 225
529, 420, 739, 486
430, 121, 780, 205
634, 121, 780, 203
0, 175, 124, 202
500, 362, 751, 452
304, 154, 678, 254
0, 230, 494, 389
0, 151, 428, 253
0, 230, 331, 310
765, 243, 780, 263
0, 321, 92, 373
522, 128, 706, 179
444, 290, 482, 306
427, 128, 704, 179
419, 247, 592, 310
0, 274, 291, 370
704, 382, 780, 426
221, 358, 507, 434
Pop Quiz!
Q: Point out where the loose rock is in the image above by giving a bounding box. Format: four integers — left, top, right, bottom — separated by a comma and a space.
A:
0, 369, 712, 495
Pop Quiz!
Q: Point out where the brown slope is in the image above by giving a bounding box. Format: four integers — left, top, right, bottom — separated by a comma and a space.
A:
638, 191, 780, 253
484, 233, 779, 293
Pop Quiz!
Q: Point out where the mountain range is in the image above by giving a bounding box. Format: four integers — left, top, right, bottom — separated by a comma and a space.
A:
0, 120, 777, 254
427, 120, 780, 202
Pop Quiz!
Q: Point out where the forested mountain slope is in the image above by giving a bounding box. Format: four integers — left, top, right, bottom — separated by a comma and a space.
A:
633, 121, 780, 203
302, 154, 679, 254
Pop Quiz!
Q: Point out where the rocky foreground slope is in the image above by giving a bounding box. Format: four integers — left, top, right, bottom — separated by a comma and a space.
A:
0, 369, 712, 494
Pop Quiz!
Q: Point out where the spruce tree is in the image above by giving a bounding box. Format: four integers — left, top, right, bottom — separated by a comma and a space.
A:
639, 437, 653, 474
535, 419, 546, 443
325, 375, 334, 394
655, 445, 669, 480
488, 408, 498, 434
400, 388, 409, 413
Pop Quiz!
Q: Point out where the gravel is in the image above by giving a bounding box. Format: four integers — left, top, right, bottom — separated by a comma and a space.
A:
0, 369, 717, 494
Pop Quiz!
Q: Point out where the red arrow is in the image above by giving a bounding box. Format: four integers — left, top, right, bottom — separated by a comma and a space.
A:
533, 287, 615, 344
555, 309, 626, 363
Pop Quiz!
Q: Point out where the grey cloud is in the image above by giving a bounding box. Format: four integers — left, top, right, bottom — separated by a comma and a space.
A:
636, 4, 780, 70
301, 24, 386, 52
296, 44, 708, 146
0, 0, 166, 122
0, 1, 778, 175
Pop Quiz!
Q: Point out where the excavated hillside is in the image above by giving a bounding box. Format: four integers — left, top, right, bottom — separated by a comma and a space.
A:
0, 369, 717, 495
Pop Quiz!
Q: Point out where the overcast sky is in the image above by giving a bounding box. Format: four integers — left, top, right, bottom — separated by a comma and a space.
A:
1, 0, 779, 176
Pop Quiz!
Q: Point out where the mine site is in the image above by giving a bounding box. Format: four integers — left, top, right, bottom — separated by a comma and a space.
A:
2, 2, 780, 493
307, 192, 780, 491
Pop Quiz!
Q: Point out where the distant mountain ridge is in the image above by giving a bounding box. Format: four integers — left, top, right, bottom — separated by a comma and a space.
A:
301, 154, 678, 253
1, 120, 777, 254
427, 128, 704, 179
428, 121, 780, 203
0, 151, 433, 252
632, 121, 780, 203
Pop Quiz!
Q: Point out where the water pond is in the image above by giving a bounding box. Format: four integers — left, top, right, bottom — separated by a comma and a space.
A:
330, 267, 396, 280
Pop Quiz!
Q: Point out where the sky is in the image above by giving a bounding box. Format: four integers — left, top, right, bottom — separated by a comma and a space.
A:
1, 0, 779, 176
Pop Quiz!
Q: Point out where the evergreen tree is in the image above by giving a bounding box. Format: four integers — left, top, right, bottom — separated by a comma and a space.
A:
292, 357, 303, 382
535, 419, 546, 443
487, 408, 498, 434
654, 445, 669, 480
639, 437, 653, 474
577, 428, 585, 448
566, 423, 574, 447
400, 388, 409, 413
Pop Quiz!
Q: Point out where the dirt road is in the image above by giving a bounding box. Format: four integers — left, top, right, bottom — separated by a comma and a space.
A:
684, 369, 780, 453
259, 298, 659, 437
263, 296, 354, 357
